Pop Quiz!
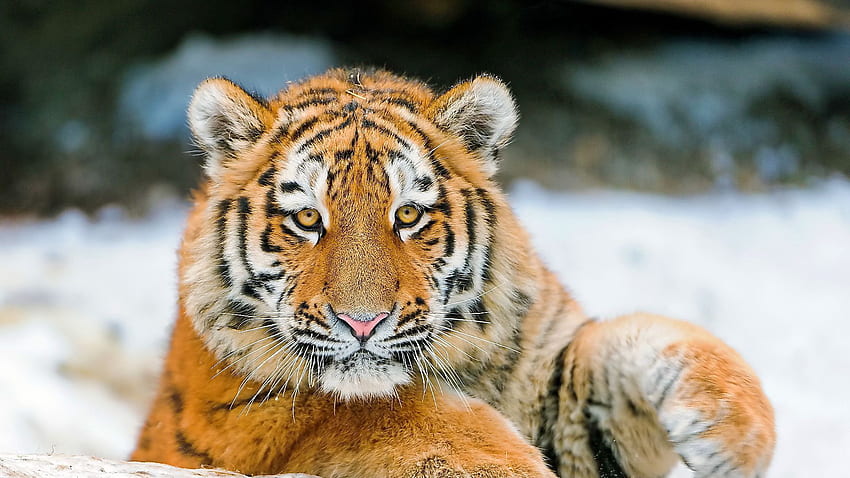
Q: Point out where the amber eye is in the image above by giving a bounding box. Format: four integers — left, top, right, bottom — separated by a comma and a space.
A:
294, 208, 321, 230
395, 204, 422, 228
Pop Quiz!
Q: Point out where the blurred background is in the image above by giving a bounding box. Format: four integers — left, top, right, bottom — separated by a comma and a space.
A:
1, 1, 848, 476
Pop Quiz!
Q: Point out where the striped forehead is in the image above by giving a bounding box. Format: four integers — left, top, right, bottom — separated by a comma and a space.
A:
271, 110, 440, 217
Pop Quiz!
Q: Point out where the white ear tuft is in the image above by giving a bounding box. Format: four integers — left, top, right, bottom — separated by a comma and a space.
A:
187, 78, 272, 180
429, 75, 518, 177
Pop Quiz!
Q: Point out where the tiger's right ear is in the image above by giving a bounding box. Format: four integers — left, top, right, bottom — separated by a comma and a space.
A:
188, 78, 274, 180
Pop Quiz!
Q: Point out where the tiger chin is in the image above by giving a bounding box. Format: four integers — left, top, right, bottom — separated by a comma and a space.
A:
132, 68, 775, 478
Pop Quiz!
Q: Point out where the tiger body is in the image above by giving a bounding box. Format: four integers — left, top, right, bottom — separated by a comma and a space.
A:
132, 69, 775, 478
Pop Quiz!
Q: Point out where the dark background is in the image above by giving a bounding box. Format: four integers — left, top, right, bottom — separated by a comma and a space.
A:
2, 0, 849, 215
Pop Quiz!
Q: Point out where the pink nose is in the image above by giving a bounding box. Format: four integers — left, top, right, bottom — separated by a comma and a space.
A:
337, 312, 389, 340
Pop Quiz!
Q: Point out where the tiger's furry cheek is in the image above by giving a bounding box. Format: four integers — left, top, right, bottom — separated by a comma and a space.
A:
188, 77, 274, 181
428, 75, 518, 177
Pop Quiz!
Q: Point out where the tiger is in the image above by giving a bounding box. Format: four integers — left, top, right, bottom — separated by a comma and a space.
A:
131, 68, 775, 478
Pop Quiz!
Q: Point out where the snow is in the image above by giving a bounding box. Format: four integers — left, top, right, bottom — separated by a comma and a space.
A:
1, 180, 848, 476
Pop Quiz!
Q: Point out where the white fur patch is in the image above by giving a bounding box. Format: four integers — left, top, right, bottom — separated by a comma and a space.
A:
188, 79, 267, 180
433, 77, 518, 177
320, 355, 411, 400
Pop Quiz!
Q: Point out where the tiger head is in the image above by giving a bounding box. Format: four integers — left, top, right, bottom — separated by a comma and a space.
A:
180, 69, 536, 400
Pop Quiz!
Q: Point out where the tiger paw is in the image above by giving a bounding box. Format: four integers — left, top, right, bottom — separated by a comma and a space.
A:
649, 337, 776, 478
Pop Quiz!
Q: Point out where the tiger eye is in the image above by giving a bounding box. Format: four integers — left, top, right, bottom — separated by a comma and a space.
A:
395, 204, 422, 227
294, 208, 321, 229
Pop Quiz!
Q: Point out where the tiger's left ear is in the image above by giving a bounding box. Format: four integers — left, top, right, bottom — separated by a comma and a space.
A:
188, 78, 275, 181
428, 75, 518, 177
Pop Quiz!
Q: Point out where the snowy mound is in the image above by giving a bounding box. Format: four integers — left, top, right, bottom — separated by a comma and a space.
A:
1, 180, 848, 476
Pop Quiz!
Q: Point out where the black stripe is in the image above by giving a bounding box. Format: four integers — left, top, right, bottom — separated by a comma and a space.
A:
295, 328, 340, 343
414, 175, 433, 192
512, 289, 534, 319
175, 430, 214, 465
364, 141, 381, 163
476, 188, 497, 281
166, 386, 184, 414
370, 88, 415, 97
429, 153, 451, 178
444, 226, 455, 256
442, 272, 458, 304
301, 87, 338, 96
391, 323, 431, 340
462, 188, 478, 247
280, 181, 303, 194
434, 185, 451, 217
653, 365, 683, 409
237, 196, 264, 301
397, 309, 423, 328
215, 199, 233, 287
343, 100, 358, 113
468, 297, 489, 330
297, 116, 353, 152
280, 223, 307, 243
241, 282, 262, 301
454, 272, 474, 293
289, 117, 320, 142
405, 116, 451, 178
410, 219, 437, 240
403, 118, 435, 151
305, 153, 325, 164
565, 320, 595, 403
224, 300, 259, 330
209, 382, 285, 411
457, 188, 478, 292
258, 166, 276, 186
539, 341, 570, 474
493, 339, 523, 394
444, 308, 463, 329
430, 201, 452, 218
381, 96, 419, 112
265, 189, 286, 217
260, 224, 282, 253
366, 142, 384, 164
326, 169, 337, 189
476, 188, 498, 227
586, 416, 628, 478
281, 96, 336, 113
237, 197, 254, 275
361, 118, 411, 149
270, 122, 291, 144
334, 149, 354, 161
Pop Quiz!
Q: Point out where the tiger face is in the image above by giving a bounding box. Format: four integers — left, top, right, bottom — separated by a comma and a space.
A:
181, 69, 521, 400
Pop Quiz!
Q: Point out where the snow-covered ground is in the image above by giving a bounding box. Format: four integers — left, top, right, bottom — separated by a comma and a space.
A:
1, 179, 848, 476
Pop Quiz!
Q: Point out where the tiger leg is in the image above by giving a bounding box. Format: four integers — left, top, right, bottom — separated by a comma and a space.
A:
552, 314, 775, 478
281, 385, 557, 478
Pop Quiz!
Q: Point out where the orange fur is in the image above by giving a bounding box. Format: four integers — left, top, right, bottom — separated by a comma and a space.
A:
133, 69, 774, 478
132, 312, 552, 477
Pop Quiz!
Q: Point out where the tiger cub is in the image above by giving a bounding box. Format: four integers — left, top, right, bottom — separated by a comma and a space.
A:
132, 69, 775, 478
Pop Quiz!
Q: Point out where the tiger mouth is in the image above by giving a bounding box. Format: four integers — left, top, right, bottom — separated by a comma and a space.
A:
336, 349, 389, 369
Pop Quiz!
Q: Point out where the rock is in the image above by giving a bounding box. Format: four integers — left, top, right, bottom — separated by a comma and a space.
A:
0, 454, 321, 478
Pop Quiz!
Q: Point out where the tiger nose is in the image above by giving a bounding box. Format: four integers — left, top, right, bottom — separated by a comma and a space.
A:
336, 311, 390, 341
